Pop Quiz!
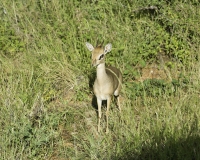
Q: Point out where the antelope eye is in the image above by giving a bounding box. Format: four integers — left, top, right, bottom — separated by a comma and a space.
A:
99, 54, 104, 60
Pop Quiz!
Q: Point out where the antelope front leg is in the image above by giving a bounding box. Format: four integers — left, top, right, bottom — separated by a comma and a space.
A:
106, 97, 111, 134
97, 98, 102, 133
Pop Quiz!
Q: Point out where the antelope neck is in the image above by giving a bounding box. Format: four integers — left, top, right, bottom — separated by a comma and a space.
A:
96, 63, 107, 81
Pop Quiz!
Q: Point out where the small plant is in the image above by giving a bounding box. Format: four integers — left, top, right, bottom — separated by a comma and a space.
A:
0, 20, 25, 57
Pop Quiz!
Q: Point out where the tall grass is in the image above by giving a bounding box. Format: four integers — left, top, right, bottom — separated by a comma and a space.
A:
0, 0, 200, 159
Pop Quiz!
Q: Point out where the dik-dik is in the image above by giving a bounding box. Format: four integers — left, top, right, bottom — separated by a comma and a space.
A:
86, 42, 122, 133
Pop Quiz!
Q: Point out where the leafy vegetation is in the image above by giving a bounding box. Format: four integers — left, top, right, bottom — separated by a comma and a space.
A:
0, 0, 200, 159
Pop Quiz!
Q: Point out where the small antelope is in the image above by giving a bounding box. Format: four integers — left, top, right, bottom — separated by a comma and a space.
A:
86, 42, 122, 133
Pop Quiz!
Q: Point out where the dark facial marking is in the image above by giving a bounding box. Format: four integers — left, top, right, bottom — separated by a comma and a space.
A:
99, 54, 104, 60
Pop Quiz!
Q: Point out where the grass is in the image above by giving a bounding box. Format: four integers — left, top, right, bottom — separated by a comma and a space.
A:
0, 0, 200, 159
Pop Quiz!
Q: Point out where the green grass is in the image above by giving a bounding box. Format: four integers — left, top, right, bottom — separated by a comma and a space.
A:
0, 0, 200, 159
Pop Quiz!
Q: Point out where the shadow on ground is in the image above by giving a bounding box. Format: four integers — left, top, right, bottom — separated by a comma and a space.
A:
114, 134, 200, 160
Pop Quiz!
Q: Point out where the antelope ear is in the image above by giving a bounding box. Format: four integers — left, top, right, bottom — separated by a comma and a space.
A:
104, 43, 112, 54
86, 42, 94, 52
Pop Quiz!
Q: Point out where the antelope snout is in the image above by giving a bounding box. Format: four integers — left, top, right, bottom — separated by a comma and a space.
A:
92, 60, 97, 67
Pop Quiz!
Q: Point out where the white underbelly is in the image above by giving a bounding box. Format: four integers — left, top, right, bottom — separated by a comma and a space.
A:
96, 94, 110, 100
